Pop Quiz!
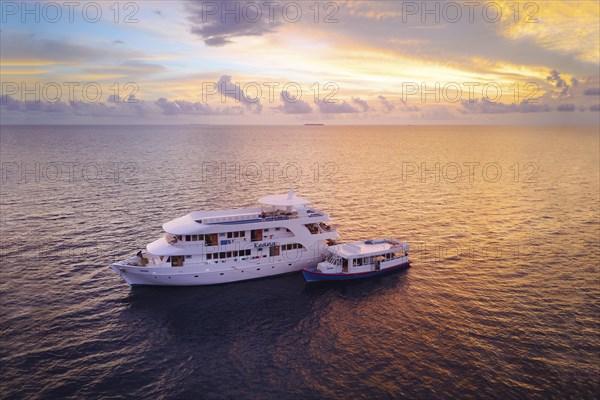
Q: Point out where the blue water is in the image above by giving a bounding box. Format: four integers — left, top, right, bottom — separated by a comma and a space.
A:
1, 125, 598, 399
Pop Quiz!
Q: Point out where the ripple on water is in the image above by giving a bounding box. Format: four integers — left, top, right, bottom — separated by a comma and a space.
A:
1, 125, 599, 399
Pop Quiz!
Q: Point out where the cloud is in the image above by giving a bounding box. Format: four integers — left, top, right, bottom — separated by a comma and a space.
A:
1, 33, 140, 64
546, 70, 574, 98
155, 98, 243, 115
378, 95, 395, 113
0, 95, 240, 118
345, 1, 402, 20
318, 101, 359, 114
497, 1, 599, 64
584, 88, 600, 96
274, 91, 312, 114
399, 100, 419, 112
216, 75, 262, 113
1, 95, 156, 117
460, 99, 551, 114
352, 97, 370, 112
186, 1, 281, 46
84, 61, 166, 77
421, 107, 455, 120
112, 40, 124, 45
557, 104, 576, 112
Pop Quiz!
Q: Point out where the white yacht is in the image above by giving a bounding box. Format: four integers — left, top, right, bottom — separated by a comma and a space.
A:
109, 189, 339, 286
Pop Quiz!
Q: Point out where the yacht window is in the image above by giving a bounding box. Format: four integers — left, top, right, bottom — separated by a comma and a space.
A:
240, 231, 246, 237
227, 251, 232, 258
207, 254, 212, 260
205, 234, 218, 246
185, 235, 191, 241
191, 235, 198, 241
233, 251, 238, 257
251, 229, 263, 242
245, 249, 251, 256
269, 246, 280, 257
219, 252, 226, 259
185, 255, 192, 259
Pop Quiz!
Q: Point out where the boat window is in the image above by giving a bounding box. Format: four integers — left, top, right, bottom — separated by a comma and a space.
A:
305, 223, 319, 234
355, 258, 363, 266
251, 229, 263, 242
283, 243, 304, 251
207, 254, 212, 260
171, 255, 184, 267
270, 246, 280, 257
219, 252, 226, 259
205, 233, 218, 246
185, 235, 191, 241
326, 252, 342, 266
227, 251, 232, 258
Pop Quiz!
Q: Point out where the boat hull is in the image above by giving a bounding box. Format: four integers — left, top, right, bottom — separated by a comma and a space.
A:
110, 258, 316, 286
302, 262, 410, 282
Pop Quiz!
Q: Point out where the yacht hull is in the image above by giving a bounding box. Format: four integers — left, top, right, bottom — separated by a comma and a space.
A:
110, 259, 315, 286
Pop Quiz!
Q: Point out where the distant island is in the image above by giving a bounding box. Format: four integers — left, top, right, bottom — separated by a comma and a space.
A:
304, 123, 324, 126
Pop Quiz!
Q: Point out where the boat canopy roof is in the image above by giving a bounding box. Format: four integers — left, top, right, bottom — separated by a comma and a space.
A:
258, 188, 310, 207
329, 239, 409, 258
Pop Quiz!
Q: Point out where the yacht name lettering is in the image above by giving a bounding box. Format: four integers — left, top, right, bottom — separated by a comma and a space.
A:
254, 242, 278, 248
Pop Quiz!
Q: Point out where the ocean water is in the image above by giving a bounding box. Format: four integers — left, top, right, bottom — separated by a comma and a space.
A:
0, 125, 598, 399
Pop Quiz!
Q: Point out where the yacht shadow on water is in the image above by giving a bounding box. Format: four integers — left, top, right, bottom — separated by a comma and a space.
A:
106, 268, 413, 398
113, 265, 411, 352
117, 273, 315, 340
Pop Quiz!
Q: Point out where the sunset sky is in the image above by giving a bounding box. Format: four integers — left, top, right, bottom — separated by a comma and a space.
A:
1, 0, 599, 124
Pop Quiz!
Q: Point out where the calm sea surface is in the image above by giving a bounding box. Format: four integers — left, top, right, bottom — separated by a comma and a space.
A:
1, 125, 598, 399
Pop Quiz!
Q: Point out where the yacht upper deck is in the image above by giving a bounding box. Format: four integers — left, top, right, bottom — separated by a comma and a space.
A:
161, 189, 330, 235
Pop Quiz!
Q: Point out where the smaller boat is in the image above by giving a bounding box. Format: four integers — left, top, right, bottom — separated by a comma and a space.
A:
302, 238, 410, 282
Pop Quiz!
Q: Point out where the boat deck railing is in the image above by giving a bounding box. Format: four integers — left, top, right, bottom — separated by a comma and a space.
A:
202, 210, 325, 225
